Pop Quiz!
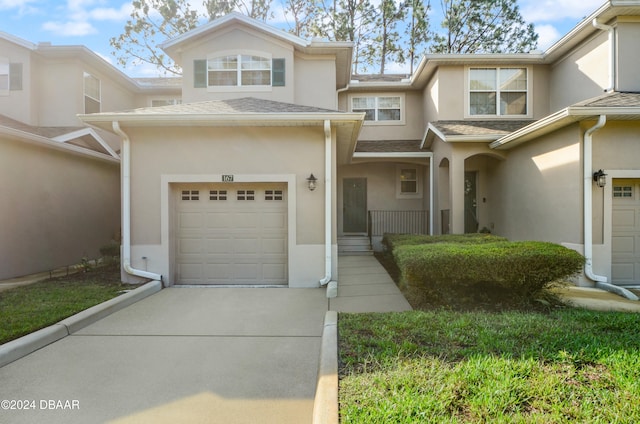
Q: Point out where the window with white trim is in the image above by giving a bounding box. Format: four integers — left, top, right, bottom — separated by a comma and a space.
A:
265, 190, 283, 201
208, 54, 271, 87
469, 67, 527, 116
352, 95, 402, 122
209, 190, 227, 200
0, 58, 22, 93
84, 72, 101, 114
151, 98, 182, 107
396, 166, 422, 198
0, 59, 8, 91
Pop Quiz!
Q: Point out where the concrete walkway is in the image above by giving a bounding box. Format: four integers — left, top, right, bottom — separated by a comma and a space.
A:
0, 255, 409, 424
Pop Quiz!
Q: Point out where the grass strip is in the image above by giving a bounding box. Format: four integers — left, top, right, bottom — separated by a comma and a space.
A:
0, 265, 135, 344
339, 309, 640, 423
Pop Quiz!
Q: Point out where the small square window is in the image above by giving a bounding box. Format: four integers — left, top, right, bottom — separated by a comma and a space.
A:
265, 190, 283, 201
181, 190, 199, 201
400, 169, 418, 194
613, 186, 633, 198
237, 190, 255, 201
210, 190, 227, 200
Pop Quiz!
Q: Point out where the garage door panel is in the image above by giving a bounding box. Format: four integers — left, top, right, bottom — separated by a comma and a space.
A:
612, 236, 635, 254
612, 179, 640, 284
179, 212, 204, 229
233, 213, 259, 229
205, 213, 233, 229
175, 183, 287, 285
178, 238, 205, 256
262, 212, 287, 229
234, 238, 261, 254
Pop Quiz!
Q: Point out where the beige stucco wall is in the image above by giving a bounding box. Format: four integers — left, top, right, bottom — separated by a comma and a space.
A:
549, 31, 609, 111
616, 19, 640, 92
124, 125, 330, 287
489, 124, 583, 244
0, 136, 120, 280
294, 53, 337, 110
178, 28, 296, 104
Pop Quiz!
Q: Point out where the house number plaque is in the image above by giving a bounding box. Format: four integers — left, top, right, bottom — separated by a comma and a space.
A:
222, 175, 234, 182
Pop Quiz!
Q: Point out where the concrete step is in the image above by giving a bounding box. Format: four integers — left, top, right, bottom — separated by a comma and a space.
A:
338, 236, 373, 255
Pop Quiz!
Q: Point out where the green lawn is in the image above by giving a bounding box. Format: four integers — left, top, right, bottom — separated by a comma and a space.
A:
0, 264, 136, 345
339, 309, 640, 423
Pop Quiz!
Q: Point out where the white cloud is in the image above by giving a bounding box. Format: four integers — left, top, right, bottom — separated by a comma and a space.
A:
89, 3, 132, 21
535, 24, 562, 50
42, 20, 97, 36
520, 0, 604, 23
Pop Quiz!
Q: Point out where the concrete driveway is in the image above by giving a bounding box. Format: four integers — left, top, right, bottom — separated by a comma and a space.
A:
0, 287, 329, 424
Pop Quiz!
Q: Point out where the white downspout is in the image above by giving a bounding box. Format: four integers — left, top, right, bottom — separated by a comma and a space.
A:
583, 115, 607, 283
429, 155, 434, 235
113, 121, 163, 284
592, 19, 615, 92
320, 120, 336, 294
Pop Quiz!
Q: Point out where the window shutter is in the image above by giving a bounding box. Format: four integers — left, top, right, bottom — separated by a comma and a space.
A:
272, 58, 285, 87
9, 63, 22, 91
193, 59, 207, 88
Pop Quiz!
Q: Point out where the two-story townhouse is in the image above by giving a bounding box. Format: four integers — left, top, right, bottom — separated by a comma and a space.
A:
0, 32, 180, 280
417, 1, 640, 296
45, 0, 640, 297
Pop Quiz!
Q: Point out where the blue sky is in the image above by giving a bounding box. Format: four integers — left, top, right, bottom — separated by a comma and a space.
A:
0, 0, 607, 77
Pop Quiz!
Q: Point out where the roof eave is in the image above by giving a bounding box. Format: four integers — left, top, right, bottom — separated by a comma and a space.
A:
490, 106, 640, 150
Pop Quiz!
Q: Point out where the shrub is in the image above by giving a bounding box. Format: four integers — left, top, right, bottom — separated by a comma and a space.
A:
393, 241, 585, 301
382, 232, 508, 252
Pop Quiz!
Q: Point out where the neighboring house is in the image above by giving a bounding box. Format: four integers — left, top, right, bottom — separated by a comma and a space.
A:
0, 32, 180, 280
7, 1, 640, 294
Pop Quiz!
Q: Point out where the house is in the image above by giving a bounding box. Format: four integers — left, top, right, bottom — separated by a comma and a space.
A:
6, 1, 640, 296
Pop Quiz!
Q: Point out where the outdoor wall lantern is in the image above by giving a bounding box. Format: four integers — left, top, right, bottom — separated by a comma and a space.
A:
307, 174, 318, 191
593, 169, 607, 188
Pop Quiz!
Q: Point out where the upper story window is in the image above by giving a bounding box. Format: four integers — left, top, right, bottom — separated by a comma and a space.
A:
0, 58, 22, 94
351, 95, 403, 124
83, 72, 100, 114
194, 52, 285, 90
469, 67, 527, 116
151, 98, 182, 107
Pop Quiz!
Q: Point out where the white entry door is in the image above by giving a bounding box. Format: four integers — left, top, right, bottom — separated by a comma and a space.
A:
175, 183, 287, 285
612, 179, 640, 285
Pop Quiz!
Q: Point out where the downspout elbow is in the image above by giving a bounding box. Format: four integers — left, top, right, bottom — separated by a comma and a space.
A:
112, 121, 163, 286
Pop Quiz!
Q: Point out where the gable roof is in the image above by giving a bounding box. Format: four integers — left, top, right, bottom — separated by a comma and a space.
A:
490, 91, 640, 150
0, 114, 119, 163
422, 120, 534, 148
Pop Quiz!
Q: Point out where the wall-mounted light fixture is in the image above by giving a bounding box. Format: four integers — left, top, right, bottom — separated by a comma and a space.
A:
306, 174, 318, 191
593, 169, 607, 188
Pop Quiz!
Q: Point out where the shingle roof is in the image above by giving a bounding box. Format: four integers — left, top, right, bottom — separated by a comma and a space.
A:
0, 114, 82, 138
119, 97, 342, 115
355, 139, 424, 153
573, 91, 640, 108
431, 120, 534, 137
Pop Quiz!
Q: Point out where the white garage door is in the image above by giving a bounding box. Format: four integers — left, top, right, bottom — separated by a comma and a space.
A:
612, 179, 640, 285
175, 183, 287, 285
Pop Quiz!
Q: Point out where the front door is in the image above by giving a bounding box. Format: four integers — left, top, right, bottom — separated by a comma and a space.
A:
464, 172, 478, 233
343, 178, 367, 233
612, 179, 640, 285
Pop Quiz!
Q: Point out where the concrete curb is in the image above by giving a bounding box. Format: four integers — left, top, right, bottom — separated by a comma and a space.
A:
0, 280, 162, 368
312, 310, 339, 424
